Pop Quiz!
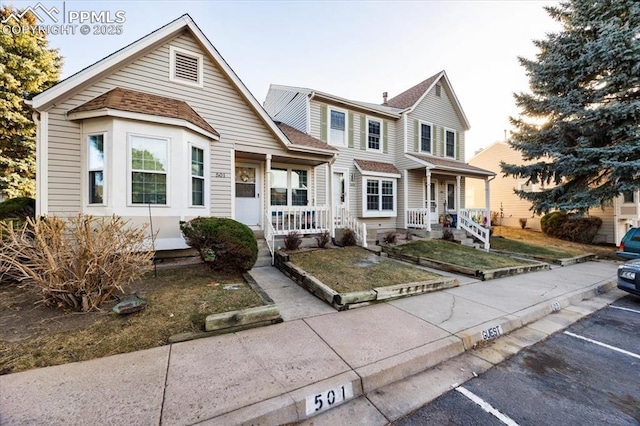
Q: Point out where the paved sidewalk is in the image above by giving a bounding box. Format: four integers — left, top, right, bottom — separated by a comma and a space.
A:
0, 260, 622, 425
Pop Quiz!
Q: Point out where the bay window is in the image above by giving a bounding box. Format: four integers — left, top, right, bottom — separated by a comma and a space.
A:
130, 135, 168, 205
191, 146, 204, 206
88, 134, 105, 204
363, 177, 396, 217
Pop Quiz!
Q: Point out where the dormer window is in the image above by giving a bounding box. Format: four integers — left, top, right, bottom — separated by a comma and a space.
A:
169, 46, 203, 87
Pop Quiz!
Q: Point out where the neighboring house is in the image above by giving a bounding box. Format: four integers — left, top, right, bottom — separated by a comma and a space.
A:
28, 15, 336, 251
466, 141, 638, 245
264, 71, 495, 247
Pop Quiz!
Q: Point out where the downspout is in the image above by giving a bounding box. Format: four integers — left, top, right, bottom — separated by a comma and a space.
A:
33, 110, 48, 216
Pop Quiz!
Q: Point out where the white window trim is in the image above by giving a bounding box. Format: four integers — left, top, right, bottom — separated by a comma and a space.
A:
127, 133, 170, 207
188, 142, 208, 208
361, 176, 397, 218
169, 45, 204, 88
366, 116, 383, 153
270, 164, 311, 206
87, 132, 107, 206
327, 106, 348, 147
418, 120, 433, 154
444, 127, 456, 158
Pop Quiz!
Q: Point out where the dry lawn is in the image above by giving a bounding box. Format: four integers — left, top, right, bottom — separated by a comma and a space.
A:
492, 226, 617, 260
0, 264, 263, 375
289, 247, 439, 293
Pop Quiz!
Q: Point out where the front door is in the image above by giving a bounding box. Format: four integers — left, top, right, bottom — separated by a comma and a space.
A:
425, 181, 438, 223
446, 181, 456, 212
235, 164, 261, 227
333, 171, 347, 216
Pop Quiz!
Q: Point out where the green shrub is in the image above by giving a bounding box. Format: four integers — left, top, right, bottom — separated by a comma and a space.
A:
0, 197, 35, 220
180, 217, 257, 272
284, 231, 302, 251
540, 211, 569, 237
340, 228, 357, 246
560, 217, 603, 244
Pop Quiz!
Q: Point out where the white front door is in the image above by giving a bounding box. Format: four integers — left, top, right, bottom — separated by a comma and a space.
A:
235, 164, 261, 227
333, 171, 347, 216
425, 181, 438, 223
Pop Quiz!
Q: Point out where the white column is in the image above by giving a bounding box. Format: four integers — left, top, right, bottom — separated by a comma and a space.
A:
485, 178, 491, 228
456, 175, 461, 229
426, 169, 432, 232
265, 154, 272, 218
329, 162, 335, 237
403, 170, 408, 229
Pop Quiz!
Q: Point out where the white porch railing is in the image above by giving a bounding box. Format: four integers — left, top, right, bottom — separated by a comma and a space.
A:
269, 205, 331, 235
263, 211, 276, 264
407, 208, 431, 229
335, 206, 368, 248
459, 208, 490, 251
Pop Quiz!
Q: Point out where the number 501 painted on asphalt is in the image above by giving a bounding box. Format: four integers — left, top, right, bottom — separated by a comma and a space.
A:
305, 382, 354, 416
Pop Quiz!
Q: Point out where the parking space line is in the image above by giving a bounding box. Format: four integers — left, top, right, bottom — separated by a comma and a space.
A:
456, 386, 519, 426
563, 331, 640, 360
610, 305, 640, 315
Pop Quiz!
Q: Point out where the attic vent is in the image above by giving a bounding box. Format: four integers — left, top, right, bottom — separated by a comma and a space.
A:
175, 53, 199, 82
435, 84, 442, 97
169, 46, 203, 87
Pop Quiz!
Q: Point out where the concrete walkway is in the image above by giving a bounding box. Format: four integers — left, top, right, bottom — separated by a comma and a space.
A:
0, 260, 623, 425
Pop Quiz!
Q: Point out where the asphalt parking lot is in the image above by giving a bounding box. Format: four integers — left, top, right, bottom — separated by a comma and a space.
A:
394, 295, 640, 426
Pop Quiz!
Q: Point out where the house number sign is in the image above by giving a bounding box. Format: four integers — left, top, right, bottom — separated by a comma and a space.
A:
214, 172, 227, 178
305, 382, 354, 416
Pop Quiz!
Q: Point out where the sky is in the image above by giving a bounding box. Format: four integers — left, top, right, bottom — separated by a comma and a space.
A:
3, 0, 562, 160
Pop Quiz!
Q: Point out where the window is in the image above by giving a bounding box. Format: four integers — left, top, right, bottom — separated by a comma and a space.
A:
367, 118, 381, 151
291, 169, 308, 206
270, 168, 309, 206
445, 129, 456, 158
446, 183, 456, 210
191, 146, 204, 206
365, 178, 396, 216
329, 108, 346, 145
435, 84, 442, 97
419, 122, 432, 153
130, 135, 168, 205
88, 134, 104, 204
169, 46, 203, 87
623, 191, 635, 204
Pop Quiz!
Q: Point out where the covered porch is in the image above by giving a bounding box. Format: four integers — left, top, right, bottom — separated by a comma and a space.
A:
403, 154, 495, 249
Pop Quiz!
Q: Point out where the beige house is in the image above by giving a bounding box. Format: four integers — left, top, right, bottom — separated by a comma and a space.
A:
29, 15, 336, 252
265, 72, 495, 248
466, 141, 638, 245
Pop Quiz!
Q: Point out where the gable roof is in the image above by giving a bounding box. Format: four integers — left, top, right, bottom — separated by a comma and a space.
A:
385, 71, 471, 130
68, 87, 219, 137
30, 15, 334, 157
354, 159, 401, 177
385, 71, 443, 109
406, 153, 495, 178
276, 122, 337, 152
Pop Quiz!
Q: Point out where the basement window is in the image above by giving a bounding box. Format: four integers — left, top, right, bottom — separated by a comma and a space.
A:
169, 46, 203, 87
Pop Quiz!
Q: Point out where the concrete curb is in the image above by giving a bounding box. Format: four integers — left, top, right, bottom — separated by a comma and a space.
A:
274, 251, 459, 310
490, 249, 596, 266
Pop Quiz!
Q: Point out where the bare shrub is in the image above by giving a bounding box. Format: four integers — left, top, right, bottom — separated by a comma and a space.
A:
340, 228, 357, 246
284, 231, 302, 251
442, 229, 455, 242
405, 230, 413, 241
519, 218, 528, 229
315, 231, 330, 249
0, 215, 153, 312
383, 231, 397, 244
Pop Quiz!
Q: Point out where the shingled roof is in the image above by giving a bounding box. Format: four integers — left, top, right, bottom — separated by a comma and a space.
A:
276, 122, 337, 152
385, 71, 443, 109
409, 153, 495, 177
354, 159, 401, 176
68, 87, 219, 137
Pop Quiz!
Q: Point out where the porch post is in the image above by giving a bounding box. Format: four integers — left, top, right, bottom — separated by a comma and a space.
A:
265, 154, 272, 215
485, 177, 491, 228
456, 175, 461, 230
426, 169, 432, 232
403, 170, 408, 229
329, 162, 335, 238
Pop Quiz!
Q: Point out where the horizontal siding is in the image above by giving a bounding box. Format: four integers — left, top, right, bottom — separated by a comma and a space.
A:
45, 30, 298, 219
264, 88, 308, 133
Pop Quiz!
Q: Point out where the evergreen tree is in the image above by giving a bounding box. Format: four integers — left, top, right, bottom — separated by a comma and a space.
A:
501, 0, 640, 215
0, 6, 61, 199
